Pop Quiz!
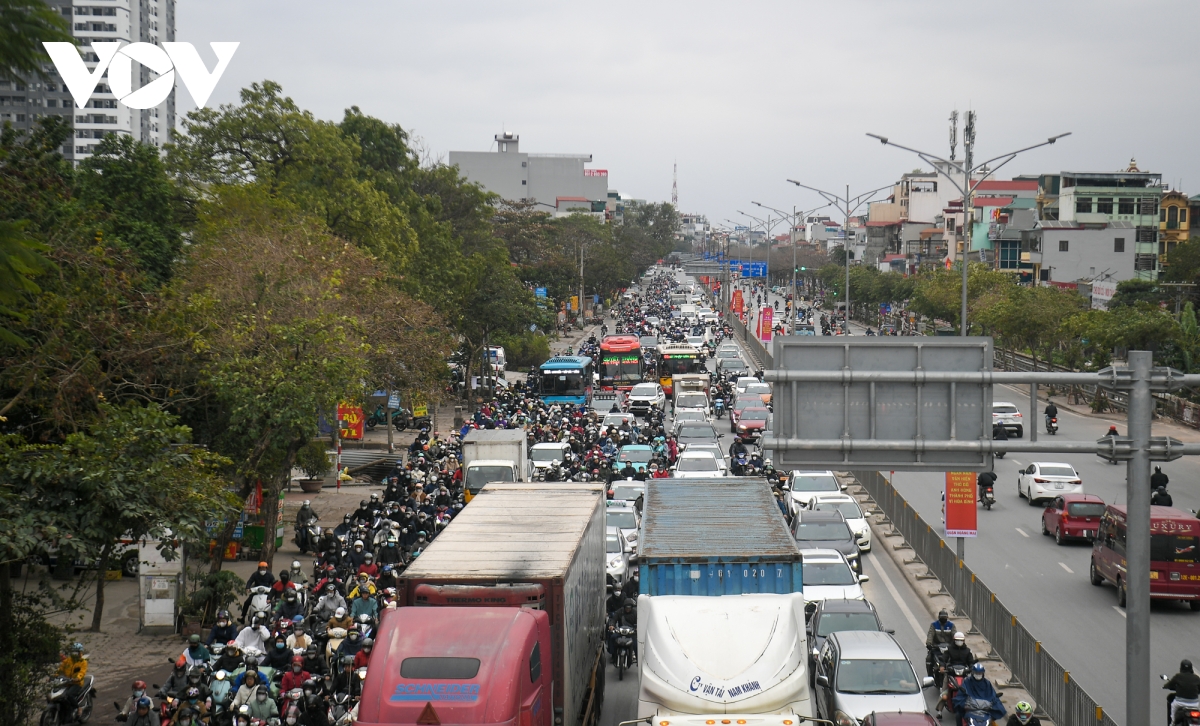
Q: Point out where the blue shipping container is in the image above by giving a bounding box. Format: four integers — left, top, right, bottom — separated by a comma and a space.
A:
640, 559, 803, 596
639, 478, 803, 597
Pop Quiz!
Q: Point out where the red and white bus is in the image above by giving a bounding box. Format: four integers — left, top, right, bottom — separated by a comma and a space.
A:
1090, 504, 1200, 609
598, 334, 643, 391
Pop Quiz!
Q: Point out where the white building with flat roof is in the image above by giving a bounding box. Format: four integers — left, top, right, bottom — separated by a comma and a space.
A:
449, 133, 610, 209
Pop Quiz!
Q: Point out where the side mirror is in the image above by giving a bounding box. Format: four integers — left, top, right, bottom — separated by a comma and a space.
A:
858, 574, 870, 583
815, 674, 830, 688
839, 483, 848, 490
921, 676, 936, 689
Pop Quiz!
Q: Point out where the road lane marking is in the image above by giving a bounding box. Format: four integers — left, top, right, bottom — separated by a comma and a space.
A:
1059, 562, 1074, 574
867, 556, 927, 640
1011, 460, 1023, 467
1015, 528, 1030, 538
1113, 606, 1127, 618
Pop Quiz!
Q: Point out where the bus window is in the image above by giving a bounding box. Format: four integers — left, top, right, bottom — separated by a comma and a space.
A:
540, 372, 585, 395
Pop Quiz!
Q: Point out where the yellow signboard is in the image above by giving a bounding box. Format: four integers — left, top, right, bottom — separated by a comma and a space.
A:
570, 295, 579, 312
412, 401, 428, 417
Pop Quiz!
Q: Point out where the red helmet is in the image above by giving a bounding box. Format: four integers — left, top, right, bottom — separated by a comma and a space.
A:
133, 680, 147, 690
292, 655, 304, 666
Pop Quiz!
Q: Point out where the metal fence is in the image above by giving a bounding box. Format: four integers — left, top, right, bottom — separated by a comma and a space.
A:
853, 469, 1119, 726
727, 313, 774, 369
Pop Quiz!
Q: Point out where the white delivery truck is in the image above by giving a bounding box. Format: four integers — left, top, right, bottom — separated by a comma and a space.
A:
461, 429, 529, 501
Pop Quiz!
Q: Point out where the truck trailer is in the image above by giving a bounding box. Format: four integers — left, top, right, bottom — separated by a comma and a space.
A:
358, 483, 606, 726
636, 478, 811, 723
461, 428, 530, 499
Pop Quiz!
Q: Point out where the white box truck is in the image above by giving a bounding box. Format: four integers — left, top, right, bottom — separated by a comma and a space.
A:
461, 429, 530, 500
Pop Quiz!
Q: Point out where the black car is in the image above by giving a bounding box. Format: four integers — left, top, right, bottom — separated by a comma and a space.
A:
792, 510, 862, 572
806, 599, 890, 675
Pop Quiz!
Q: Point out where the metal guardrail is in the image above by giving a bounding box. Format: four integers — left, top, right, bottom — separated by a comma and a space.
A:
853, 469, 1118, 726
727, 312, 774, 370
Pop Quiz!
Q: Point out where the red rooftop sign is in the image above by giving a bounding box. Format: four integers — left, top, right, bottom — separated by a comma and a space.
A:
584, 169, 608, 177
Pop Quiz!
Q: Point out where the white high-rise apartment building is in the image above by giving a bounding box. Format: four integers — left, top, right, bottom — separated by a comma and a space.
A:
0, 0, 176, 162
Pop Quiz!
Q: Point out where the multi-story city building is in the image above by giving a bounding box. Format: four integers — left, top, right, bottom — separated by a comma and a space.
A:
1041, 162, 1163, 280
0, 0, 176, 162
1160, 190, 1192, 263
449, 133, 610, 210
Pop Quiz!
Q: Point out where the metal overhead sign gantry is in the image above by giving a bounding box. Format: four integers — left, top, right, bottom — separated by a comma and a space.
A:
763, 339, 1200, 726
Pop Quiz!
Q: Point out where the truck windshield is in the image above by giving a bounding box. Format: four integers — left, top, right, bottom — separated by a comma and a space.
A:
465, 465, 514, 491
1151, 534, 1199, 563
676, 394, 708, 409
835, 659, 919, 694
400, 657, 481, 679
816, 612, 879, 637
796, 522, 852, 541
803, 561, 857, 585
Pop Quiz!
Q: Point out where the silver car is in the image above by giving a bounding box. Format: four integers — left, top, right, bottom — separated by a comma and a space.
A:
606, 526, 633, 583
813, 631, 935, 724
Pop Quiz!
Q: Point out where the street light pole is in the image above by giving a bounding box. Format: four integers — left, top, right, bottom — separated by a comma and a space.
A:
865, 129, 1071, 335
786, 181, 894, 332
755, 201, 832, 332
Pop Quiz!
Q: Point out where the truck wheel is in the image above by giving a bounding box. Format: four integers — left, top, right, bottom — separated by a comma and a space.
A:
1090, 561, 1103, 586
121, 551, 139, 578
1117, 579, 1127, 608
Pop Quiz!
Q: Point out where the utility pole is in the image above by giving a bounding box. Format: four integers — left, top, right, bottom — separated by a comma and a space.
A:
754, 201, 832, 332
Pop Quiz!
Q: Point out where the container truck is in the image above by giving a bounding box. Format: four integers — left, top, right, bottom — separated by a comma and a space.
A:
636, 478, 812, 723
357, 483, 606, 726
461, 429, 530, 499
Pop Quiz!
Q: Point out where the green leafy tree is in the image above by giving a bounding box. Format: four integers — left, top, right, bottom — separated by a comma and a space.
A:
0, 0, 75, 82
975, 285, 1085, 368
0, 219, 50, 347
1107, 279, 1166, 309
76, 134, 189, 284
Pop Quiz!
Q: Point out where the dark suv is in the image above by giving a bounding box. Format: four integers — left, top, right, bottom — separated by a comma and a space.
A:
792, 510, 862, 573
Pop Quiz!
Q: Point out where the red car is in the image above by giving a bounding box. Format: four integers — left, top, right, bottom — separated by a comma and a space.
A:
1041, 493, 1105, 544
734, 406, 770, 439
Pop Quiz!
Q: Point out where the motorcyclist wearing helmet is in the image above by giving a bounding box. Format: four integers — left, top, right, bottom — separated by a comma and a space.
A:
118, 680, 150, 720
280, 655, 311, 694
925, 609, 955, 676
1154, 485, 1174, 507
357, 552, 379, 579
182, 633, 211, 668
952, 663, 1006, 723
240, 561, 276, 621
213, 643, 244, 674
161, 659, 189, 699
977, 470, 998, 503
347, 540, 368, 570
289, 560, 310, 589
264, 633, 293, 670
244, 682, 278, 722
606, 598, 638, 658
206, 610, 238, 647
314, 583, 347, 623
352, 638, 374, 669
353, 499, 373, 523
350, 587, 378, 621
332, 655, 364, 698
1165, 659, 1200, 724
128, 697, 159, 726
171, 688, 207, 726
232, 671, 267, 709
275, 588, 304, 621
233, 615, 271, 654
301, 644, 327, 677
286, 622, 311, 652
327, 605, 353, 631
1006, 701, 1041, 726
295, 501, 319, 552
945, 631, 976, 668
336, 630, 364, 661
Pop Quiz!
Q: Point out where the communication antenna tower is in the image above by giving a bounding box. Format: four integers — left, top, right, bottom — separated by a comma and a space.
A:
672, 162, 678, 207
949, 110, 959, 162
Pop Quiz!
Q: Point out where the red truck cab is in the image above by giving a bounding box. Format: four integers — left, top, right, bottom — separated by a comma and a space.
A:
358, 606, 552, 726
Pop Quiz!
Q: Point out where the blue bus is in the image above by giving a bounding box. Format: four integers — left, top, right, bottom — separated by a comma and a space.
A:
538, 355, 595, 407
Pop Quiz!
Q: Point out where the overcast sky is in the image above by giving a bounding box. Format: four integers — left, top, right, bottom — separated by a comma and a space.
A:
177, 1, 1199, 226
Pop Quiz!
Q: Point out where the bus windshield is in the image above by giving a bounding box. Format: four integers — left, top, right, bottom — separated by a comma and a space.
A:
660, 354, 701, 376
540, 372, 585, 395
601, 354, 642, 383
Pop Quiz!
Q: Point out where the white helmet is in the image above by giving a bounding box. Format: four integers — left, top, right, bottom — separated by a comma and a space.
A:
291, 560, 301, 571
335, 607, 346, 618
953, 631, 965, 645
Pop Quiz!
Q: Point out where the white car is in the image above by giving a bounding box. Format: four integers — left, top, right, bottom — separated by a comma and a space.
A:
800, 550, 867, 609
734, 376, 760, 396
992, 401, 1024, 437
680, 442, 729, 475
685, 335, 706, 349
609, 482, 645, 508
671, 450, 726, 478
606, 526, 633, 583
529, 442, 571, 471
1018, 462, 1082, 505
606, 505, 641, 546
785, 470, 846, 516
674, 390, 710, 417
809, 494, 872, 552
628, 382, 666, 414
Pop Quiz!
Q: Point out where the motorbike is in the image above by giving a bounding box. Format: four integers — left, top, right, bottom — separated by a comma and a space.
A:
937, 663, 969, 721
1046, 416, 1058, 435
929, 642, 950, 687
247, 585, 272, 615
294, 522, 320, 555
960, 699, 997, 726
1161, 674, 1200, 726
42, 675, 95, 726
613, 625, 636, 681
980, 485, 996, 510
713, 397, 725, 418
